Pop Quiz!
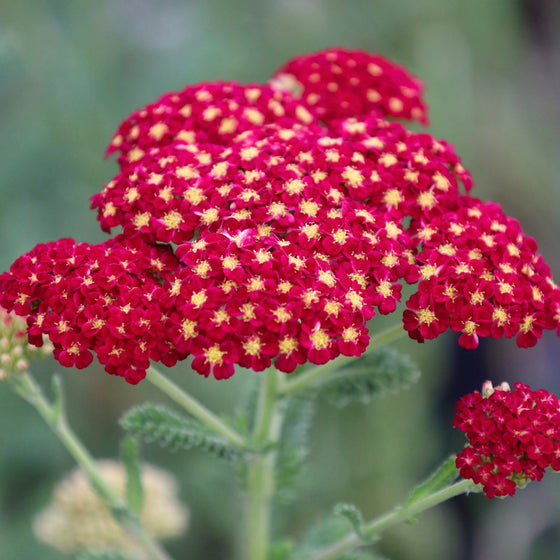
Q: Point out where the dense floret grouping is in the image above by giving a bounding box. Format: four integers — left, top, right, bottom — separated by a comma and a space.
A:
1, 47, 559, 383
454, 381, 560, 498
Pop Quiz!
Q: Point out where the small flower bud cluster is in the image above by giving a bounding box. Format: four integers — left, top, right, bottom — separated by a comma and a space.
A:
453, 382, 560, 498
0, 307, 53, 380
0, 47, 559, 382
33, 460, 189, 558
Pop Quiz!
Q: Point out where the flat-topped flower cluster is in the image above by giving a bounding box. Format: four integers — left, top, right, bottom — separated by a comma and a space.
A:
454, 381, 560, 498
1, 48, 559, 383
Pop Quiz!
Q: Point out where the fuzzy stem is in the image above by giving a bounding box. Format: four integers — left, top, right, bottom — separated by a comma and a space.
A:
145, 365, 246, 448
306, 479, 478, 560
10, 371, 173, 560
283, 322, 407, 397
245, 368, 287, 560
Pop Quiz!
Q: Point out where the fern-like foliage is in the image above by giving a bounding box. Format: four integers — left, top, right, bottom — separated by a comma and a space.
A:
275, 398, 315, 501
312, 347, 421, 407
120, 403, 243, 461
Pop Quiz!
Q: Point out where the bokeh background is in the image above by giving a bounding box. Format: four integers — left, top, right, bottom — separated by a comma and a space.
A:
1, 1, 560, 559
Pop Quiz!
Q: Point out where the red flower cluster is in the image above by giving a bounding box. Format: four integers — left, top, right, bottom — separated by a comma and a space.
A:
104, 81, 315, 166
270, 47, 428, 125
454, 381, 560, 498
1, 47, 559, 382
0, 236, 179, 383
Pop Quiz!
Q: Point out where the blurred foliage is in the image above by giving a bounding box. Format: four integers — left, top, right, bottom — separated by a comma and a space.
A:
0, 1, 559, 559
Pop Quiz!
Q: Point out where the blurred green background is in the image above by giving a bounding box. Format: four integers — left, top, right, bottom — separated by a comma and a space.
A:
1, 1, 559, 559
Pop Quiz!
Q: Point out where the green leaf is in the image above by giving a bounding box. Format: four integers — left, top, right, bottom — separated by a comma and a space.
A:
275, 398, 314, 501
314, 347, 421, 407
406, 455, 459, 508
334, 503, 364, 534
120, 403, 243, 461
120, 436, 143, 515
334, 503, 376, 545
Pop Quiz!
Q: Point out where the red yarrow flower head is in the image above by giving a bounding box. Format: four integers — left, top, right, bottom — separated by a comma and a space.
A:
453, 381, 560, 498
1, 47, 560, 384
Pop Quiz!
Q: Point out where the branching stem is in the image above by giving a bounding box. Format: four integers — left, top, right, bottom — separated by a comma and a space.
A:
10, 371, 173, 560
306, 479, 478, 560
146, 365, 247, 448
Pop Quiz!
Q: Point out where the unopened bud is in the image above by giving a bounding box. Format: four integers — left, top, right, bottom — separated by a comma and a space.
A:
0, 308, 52, 381
15, 358, 29, 372
481, 380, 494, 398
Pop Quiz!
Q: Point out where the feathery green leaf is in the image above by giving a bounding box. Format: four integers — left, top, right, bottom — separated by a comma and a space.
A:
314, 347, 421, 407
335, 503, 376, 545
120, 403, 243, 461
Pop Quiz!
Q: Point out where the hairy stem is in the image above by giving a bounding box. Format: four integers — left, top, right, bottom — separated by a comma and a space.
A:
245, 368, 287, 560
146, 365, 246, 448
10, 371, 173, 560
307, 479, 478, 560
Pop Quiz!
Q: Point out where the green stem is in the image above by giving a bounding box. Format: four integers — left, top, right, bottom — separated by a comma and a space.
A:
307, 479, 478, 560
145, 365, 246, 448
367, 321, 408, 348
283, 322, 407, 397
11, 371, 173, 560
245, 368, 287, 560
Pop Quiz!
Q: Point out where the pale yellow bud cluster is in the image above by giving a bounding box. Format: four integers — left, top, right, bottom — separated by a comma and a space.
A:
0, 308, 53, 380
33, 460, 189, 558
